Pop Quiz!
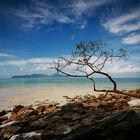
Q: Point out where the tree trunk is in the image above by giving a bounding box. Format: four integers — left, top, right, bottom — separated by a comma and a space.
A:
102, 72, 117, 90
89, 71, 117, 92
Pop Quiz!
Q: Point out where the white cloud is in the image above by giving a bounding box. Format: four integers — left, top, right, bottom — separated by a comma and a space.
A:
103, 10, 140, 35
0, 55, 139, 77
12, 0, 111, 30
0, 60, 27, 66
0, 53, 15, 57
71, 0, 109, 17
102, 9, 140, 45
106, 64, 140, 74
28, 57, 56, 63
122, 33, 140, 45
33, 64, 49, 71
0, 57, 57, 67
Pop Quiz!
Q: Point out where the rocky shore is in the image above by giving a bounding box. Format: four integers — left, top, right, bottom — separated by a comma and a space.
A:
0, 89, 140, 140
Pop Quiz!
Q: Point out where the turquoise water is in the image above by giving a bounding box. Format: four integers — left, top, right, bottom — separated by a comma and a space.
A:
0, 77, 140, 89
0, 77, 139, 109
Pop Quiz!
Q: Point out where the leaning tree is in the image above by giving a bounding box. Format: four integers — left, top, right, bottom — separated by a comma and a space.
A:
52, 40, 127, 93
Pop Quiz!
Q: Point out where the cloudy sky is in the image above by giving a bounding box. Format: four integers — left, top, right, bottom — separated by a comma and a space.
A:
0, 0, 140, 78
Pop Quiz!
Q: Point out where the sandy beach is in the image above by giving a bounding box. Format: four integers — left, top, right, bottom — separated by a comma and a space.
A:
1, 77, 140, 110
0, 85, 96, 110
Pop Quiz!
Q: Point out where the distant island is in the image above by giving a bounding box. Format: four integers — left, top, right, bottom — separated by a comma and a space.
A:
11, 73, 65, 78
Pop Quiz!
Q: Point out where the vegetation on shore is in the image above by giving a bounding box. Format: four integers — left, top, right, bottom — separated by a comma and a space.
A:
53, 40, 127, 92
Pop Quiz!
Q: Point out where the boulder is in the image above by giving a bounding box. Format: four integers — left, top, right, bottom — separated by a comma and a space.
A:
62, 113, 81, 121
89, 102, 100, 108
9, 107, 37, 121
61, 102, 84, 113
0, 110, 6, 116
13, 105, 24, 113
0, 116, 8, 122
36, 106, 46, 114
3, 125, 22, 139
9, 132, 42, 140
29, 118, 49, 130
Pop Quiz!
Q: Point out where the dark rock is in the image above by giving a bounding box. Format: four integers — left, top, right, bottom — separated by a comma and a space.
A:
61, 102, 84, 113
62, 113, 82, 121
0, 110, 6, 116
1, 91, 140, 140
3, 125, 22, 139
13, 105, 24, 113
29, 118, 49, 130
9, 132, 42, 140
36, 106, 46, 114
58, 110, 140, 140
0, 116, 8, 122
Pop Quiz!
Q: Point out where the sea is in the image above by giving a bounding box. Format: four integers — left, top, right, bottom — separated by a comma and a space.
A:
0, 77, 140, 109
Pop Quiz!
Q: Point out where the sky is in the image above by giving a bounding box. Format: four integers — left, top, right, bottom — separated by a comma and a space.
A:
0, 0, 140, 78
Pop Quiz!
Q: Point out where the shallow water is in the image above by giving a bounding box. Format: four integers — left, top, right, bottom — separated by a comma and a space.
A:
0, 77, 140, 109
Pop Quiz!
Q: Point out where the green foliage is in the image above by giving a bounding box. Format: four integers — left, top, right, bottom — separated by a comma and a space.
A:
75, 40, 104, 57
74, 40, 127, 61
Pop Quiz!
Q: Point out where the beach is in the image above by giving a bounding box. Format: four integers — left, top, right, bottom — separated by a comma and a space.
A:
0, 86, 94, 110
0, 78, 140, 140
0, 77, 140, 110
0, 89, 140, 140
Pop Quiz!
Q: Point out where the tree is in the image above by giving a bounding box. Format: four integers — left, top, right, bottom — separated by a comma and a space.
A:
52, 40, 127, 93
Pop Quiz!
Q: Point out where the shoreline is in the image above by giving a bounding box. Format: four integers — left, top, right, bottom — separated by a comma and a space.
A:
0, 86, 97, 110
0, 89, 140, 140
0, 77, 140, 110
1, 85, 140, 110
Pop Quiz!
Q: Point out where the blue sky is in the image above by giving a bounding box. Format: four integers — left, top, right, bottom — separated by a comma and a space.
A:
0, 0, 140, 78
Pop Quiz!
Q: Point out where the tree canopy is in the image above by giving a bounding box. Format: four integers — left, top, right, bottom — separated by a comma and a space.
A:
52, 40, 127, 92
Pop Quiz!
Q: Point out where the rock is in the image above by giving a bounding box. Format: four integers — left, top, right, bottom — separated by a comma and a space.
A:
61, 102, 84, 113
63, 96, 71, 100
29, 118, 49, 130
89, 102, 100, 108
0, 110, 6, 116
19, 115, 37, 127
97, 94, 106, 99
1, 91, 140, 140
56, 110, 140, 140
36, 106, 46, 114
46, 106, 58, 114
3, 125, 22, 139
0, 116, 8, 122
0, 121, 17, 129
9, 113, 18, 121
129, 89, 140, 94
10, 107, 37, 121
128, 89, 140, 98
62, 113, 81, 121
0, 128, 4, 139
9, 132, 42, 140
63, 127, 72, 134
13, 105, 24, 113
128, 99, 140, 107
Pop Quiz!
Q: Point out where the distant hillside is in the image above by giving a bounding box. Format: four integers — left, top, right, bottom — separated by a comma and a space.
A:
11, 74, 48, 78
49, 73, 65, 77
11, 73, 65, 78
